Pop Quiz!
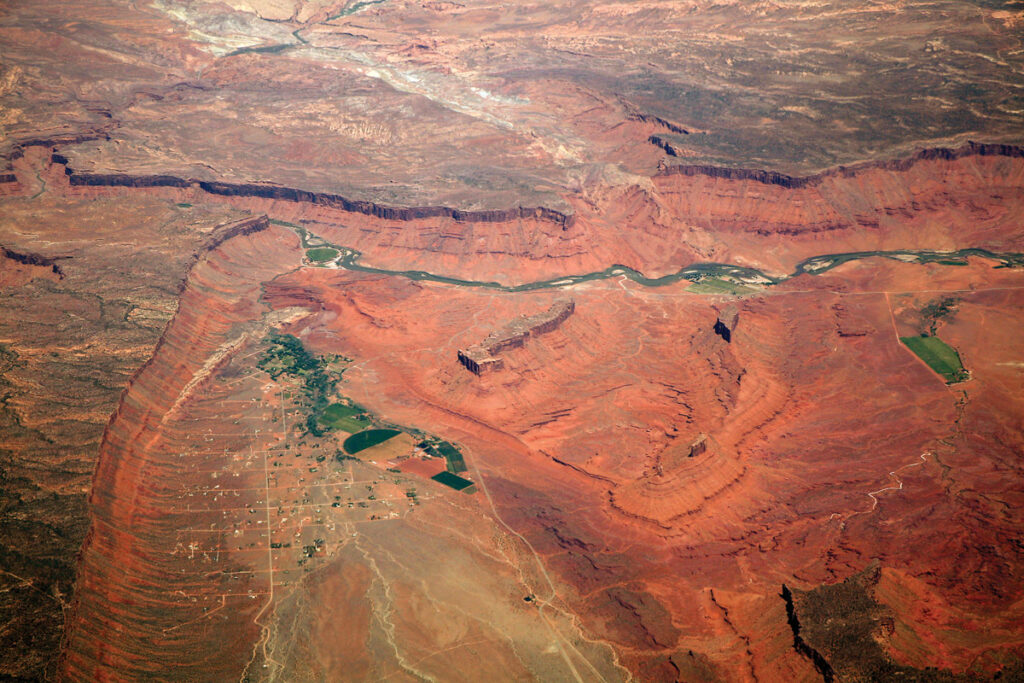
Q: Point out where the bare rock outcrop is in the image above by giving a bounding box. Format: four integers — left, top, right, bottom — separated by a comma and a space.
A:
457, 300, 575, 375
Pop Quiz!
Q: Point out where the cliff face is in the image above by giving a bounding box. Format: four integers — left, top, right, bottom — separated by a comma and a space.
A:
65, 171, 574, 228
1, 137, 1021, 680
0, 162, 19, 194
657, 141, 1024, 189
637, 142, 1024, 275
781, 584, 836, 682
0, 246, 63, 284
45, 141, 1024, 286
0, 179, 258, 679
458, 300, 575, 375
59, 223, 300, 680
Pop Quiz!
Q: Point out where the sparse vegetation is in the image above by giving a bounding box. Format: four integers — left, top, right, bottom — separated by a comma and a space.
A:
335, 449, 358, 462
919, 296, 959, 336
789, 562, 981, 682
687, 277, 757, 295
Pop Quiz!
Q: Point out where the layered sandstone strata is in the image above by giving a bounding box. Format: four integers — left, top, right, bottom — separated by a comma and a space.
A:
60, 221, 303, 680
39, 142, 1024, 285
458, 299, 575, 374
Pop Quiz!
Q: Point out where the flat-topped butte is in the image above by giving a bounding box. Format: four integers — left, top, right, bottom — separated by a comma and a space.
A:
458, 300, 575, 375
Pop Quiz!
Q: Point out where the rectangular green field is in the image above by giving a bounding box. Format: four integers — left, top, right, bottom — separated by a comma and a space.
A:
433, 441, 468, 474
344, 428, 401, 454
318, 402, 370, 433
431, 471, 475, 492
900, 335, 968, 383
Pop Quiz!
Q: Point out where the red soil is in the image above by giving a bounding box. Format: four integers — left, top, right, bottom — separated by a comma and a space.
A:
254, 258, 1024, 678
54, 150, 1024, 680
398, 456, 448, 479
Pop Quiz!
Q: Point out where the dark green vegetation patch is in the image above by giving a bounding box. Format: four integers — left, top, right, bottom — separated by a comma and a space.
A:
919, 296, 959, 336
343, 428, 401, 454
431, 471, 474, 492
258, 334, 337, 435
418, 439, 468, 473
784, 562, 1007, 682
900, 336, 969, 384
306, 247, 339, 263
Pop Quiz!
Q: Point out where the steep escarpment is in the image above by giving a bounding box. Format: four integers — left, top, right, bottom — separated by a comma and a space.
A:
458, 299, 575, 374
0, 192, 256, 679
781, 584, 836, 682
658, 141, 1024, 189
59, 224, 300, 680
192, 214, 272, 269
0, 246, 64, 277
639, 142, 1024, 275
610, 436, 746, 527
0, 159, 18, 193
779, 562, 1007, 681
17, 141, 1016, 286
0, 246, 63, 288
64, 170, 574, 228
648, 135, 682, 157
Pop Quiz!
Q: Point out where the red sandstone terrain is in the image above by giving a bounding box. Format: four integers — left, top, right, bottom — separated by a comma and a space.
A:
44, 143, 1024, 285
253, 261, 1024, 678
2, 1, 1024, 681
35, 148, 1021, 680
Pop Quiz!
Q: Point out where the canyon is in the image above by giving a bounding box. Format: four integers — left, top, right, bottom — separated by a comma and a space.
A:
0, 139, 1018, 681
2, 0, 1024, 681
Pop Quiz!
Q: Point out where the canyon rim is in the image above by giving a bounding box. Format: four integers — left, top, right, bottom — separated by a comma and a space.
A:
2, 1, 1024, 681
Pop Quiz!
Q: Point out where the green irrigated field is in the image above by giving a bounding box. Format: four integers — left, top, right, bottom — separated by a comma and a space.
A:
419, 439, 468, 473
687, 278, 757, 295
306, 247, 339, 263
344, 428, 401, 454
319, 402, 369, 433
900, 335, 969, 384
431, 471, 475, 492
435, 441, 467, 473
